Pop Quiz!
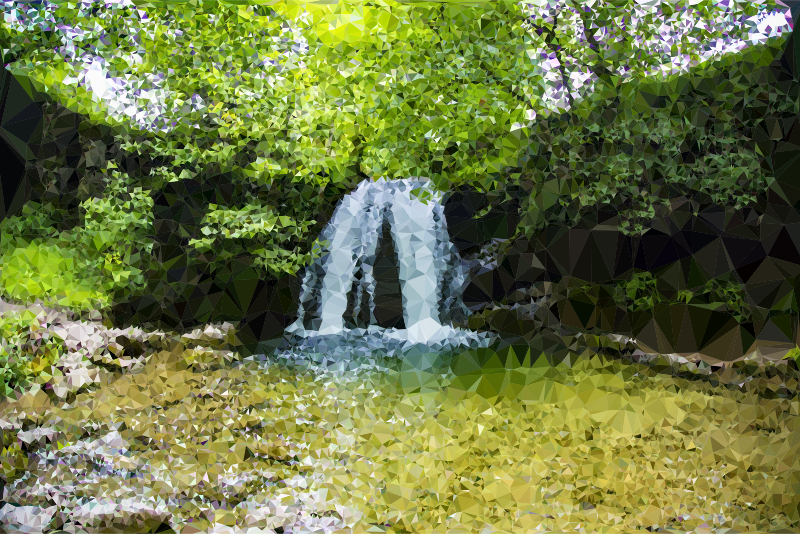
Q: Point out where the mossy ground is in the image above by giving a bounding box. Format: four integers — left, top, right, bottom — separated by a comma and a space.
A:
1, 344, 798, 533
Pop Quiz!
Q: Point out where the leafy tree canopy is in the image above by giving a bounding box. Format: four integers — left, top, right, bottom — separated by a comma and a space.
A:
0, 0, 793, 271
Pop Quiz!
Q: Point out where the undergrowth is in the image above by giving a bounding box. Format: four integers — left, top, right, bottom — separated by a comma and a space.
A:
0, 310, 65, 397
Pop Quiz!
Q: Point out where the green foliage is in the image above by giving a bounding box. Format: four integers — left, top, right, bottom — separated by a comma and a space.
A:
0, 0, 793, 324
0, 240, 110, 310
80, 168, 155, 287
3, 0, 549, 276
785, 345, 800, 365
0, 310, 65, 397
517, 35, 794, 237
0, 168, 153, 310
4, 1, 785, 242
189, 202, 314, 275
612, 272, 750, 322
0, 202, 109, 309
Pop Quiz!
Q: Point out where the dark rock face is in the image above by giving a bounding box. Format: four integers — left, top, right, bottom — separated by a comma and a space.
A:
111, 268, 302, 350
449, 143, 800, 362
369, 222, 407, 329
443, 188, 521, 257
233, 274, 303, 349
456, 204, 800, 362
463, 203, 800, 297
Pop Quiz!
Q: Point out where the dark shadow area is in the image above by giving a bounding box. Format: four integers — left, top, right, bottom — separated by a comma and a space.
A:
0, 65, 29, 223
344, 220, 405, 328
344, 261, 374, 329
123, 171, 314, 340
0, 138, 27, 225
372, 214, 406, 329
0, 63, 144, 236
443, 187, 521, 257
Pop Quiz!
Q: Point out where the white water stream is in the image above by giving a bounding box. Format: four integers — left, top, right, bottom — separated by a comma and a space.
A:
285, 177, 492, 354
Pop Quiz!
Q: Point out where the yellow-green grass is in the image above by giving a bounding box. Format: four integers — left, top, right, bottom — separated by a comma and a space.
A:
3, 346, 799, 533
0, 240, 110, 311
786, 346, 800, 366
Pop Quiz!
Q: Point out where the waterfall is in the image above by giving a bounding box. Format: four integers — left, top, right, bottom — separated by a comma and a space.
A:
285, 177, 492, 354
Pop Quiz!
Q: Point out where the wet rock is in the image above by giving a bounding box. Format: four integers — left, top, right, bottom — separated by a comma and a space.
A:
1, 297, 240, 403
0, 503, 56, 533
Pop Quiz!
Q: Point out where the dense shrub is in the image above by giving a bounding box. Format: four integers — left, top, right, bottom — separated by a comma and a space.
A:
0, 169, 154, 311
0, 310, 65, 396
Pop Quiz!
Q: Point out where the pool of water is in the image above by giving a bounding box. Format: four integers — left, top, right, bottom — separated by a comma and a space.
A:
3, 343, 800, 533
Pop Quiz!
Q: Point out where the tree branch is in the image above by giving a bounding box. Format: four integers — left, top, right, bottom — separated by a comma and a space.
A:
569, 0, 612, 85
528, 11, 574, 108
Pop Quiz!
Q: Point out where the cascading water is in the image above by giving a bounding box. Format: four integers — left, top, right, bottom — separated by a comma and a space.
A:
282, 177, 494, 358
